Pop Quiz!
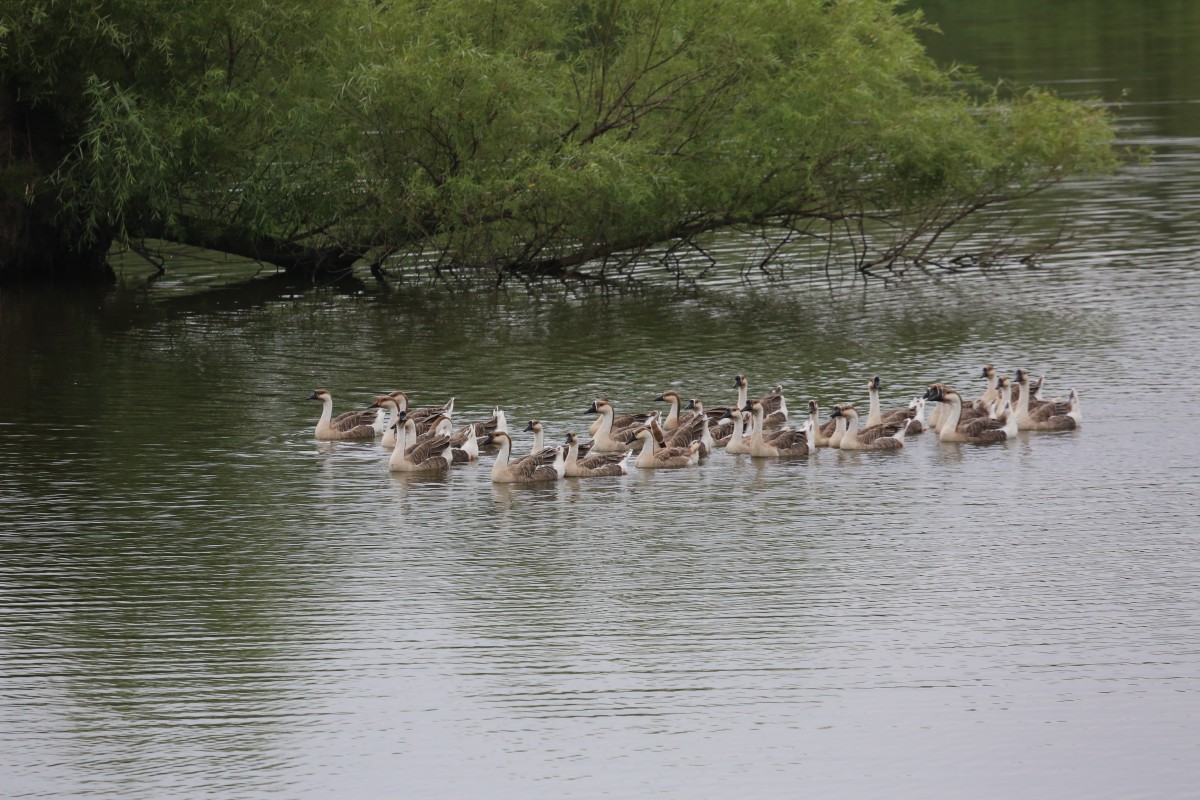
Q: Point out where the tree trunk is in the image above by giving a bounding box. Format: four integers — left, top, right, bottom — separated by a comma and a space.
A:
0, 85, 115, 285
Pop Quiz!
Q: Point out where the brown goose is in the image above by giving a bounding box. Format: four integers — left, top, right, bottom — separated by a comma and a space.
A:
627, 426, 702, 469
806, 400, 838, 448
563, 432, 629, 477
830, 405, 909, 451
923, 384, 1017, 444
734, 374, 788, 427
743, 400, 810, 457
978, 364, 1001, 407
521, 420, 561, 464
309, 389, 379, 441
655, 390, 697, 431
486, 430, 564, 484
866, 376, 915, 428
585, 399, 651, 452
1014, 370, 1081, 431
386, 412, 455, 473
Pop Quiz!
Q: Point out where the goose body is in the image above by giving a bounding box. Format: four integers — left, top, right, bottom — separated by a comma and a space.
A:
563, 432, 629, 477
487, 431, 563, 483
923, 384, 1017, 444
831, 405, 908, 451
629, 427, 702, 469
310, 389, 378, 441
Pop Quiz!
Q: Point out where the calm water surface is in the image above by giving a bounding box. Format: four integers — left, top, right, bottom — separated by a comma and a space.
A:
3, 4, 1200, 799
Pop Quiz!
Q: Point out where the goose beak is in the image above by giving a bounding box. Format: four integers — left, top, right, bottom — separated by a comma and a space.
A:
741, 401, 754, 412
482, 433, 495, 446
872, 376, 881, 390
830, 406, 843, 418
980, 367, 990, 378
654, 393, 666, 402
307, 392, 319, 400
922, 386, 941, 402
585, 402, 599, 415
523, 421, 536, 432
684, 399, 696, 410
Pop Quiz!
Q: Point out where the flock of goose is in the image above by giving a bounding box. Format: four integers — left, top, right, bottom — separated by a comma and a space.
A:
308, 367, 1082, 484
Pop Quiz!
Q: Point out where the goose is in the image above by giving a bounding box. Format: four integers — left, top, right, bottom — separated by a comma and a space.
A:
1014, 370, 1080, 431
922, 384, 1017, 443
485, 430, 564, 483
627, 426, 702, 469
825, 405, 849, 448
978, 365, 1000, 407
522, 420, 561, 463
309, 389, 379, 441
734, 374, 788, 427
655, 390, 707, 431
906, 397, 928, 434
388, 392, 455, 428
587, 408, 655, 437
719, 409, 753, 454
585, 399, 650, 452
806, 400, 838, 448
386, 412, 455, 473
685, 398, 735, 435
866, 376, 914, 428
743, 400, 810, 457
658, 409, 714, 455
476, 407, 508, 452
829, 405, 909, 451
563, 432, 630, 477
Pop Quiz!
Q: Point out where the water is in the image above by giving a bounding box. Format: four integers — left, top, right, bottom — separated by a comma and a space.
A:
3, 4, 1200, 798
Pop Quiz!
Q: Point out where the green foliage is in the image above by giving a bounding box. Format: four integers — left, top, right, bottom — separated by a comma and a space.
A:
0, 0, 1120, 282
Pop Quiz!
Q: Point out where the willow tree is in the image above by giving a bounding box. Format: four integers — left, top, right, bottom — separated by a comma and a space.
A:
1, 0, 1118, 285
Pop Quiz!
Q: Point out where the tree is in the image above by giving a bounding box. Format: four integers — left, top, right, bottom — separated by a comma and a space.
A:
0, 0, 1119, 285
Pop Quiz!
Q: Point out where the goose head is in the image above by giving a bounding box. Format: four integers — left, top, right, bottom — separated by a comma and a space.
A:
627, 427, 654, 445
830, 404, 857, 421
733, 374, 747, 390
388, 391, 410, 410
372, 395, 400, 411
981, 364, 995, 380
742, 399, 763, 414
1015, 368, 1029, 386
922, 384, 947, 403
308, 389, 331, 402
869, 375, 881, 392
585, 399, 610, 415
564, 432, 580, 446
655, 390, 682, 405
808, 399, 819, 415
685, 398, 703, 413
483, 429, 512, 448
524, 420, 542, 434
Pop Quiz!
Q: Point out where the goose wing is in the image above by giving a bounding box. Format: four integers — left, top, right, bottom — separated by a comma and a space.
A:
578, 450, 630, 470
331, 408, 378, 432
406, 435, 452, 465
856, 420, 906, 444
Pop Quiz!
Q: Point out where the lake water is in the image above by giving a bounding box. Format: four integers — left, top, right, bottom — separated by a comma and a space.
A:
3, 3, 1199, 798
